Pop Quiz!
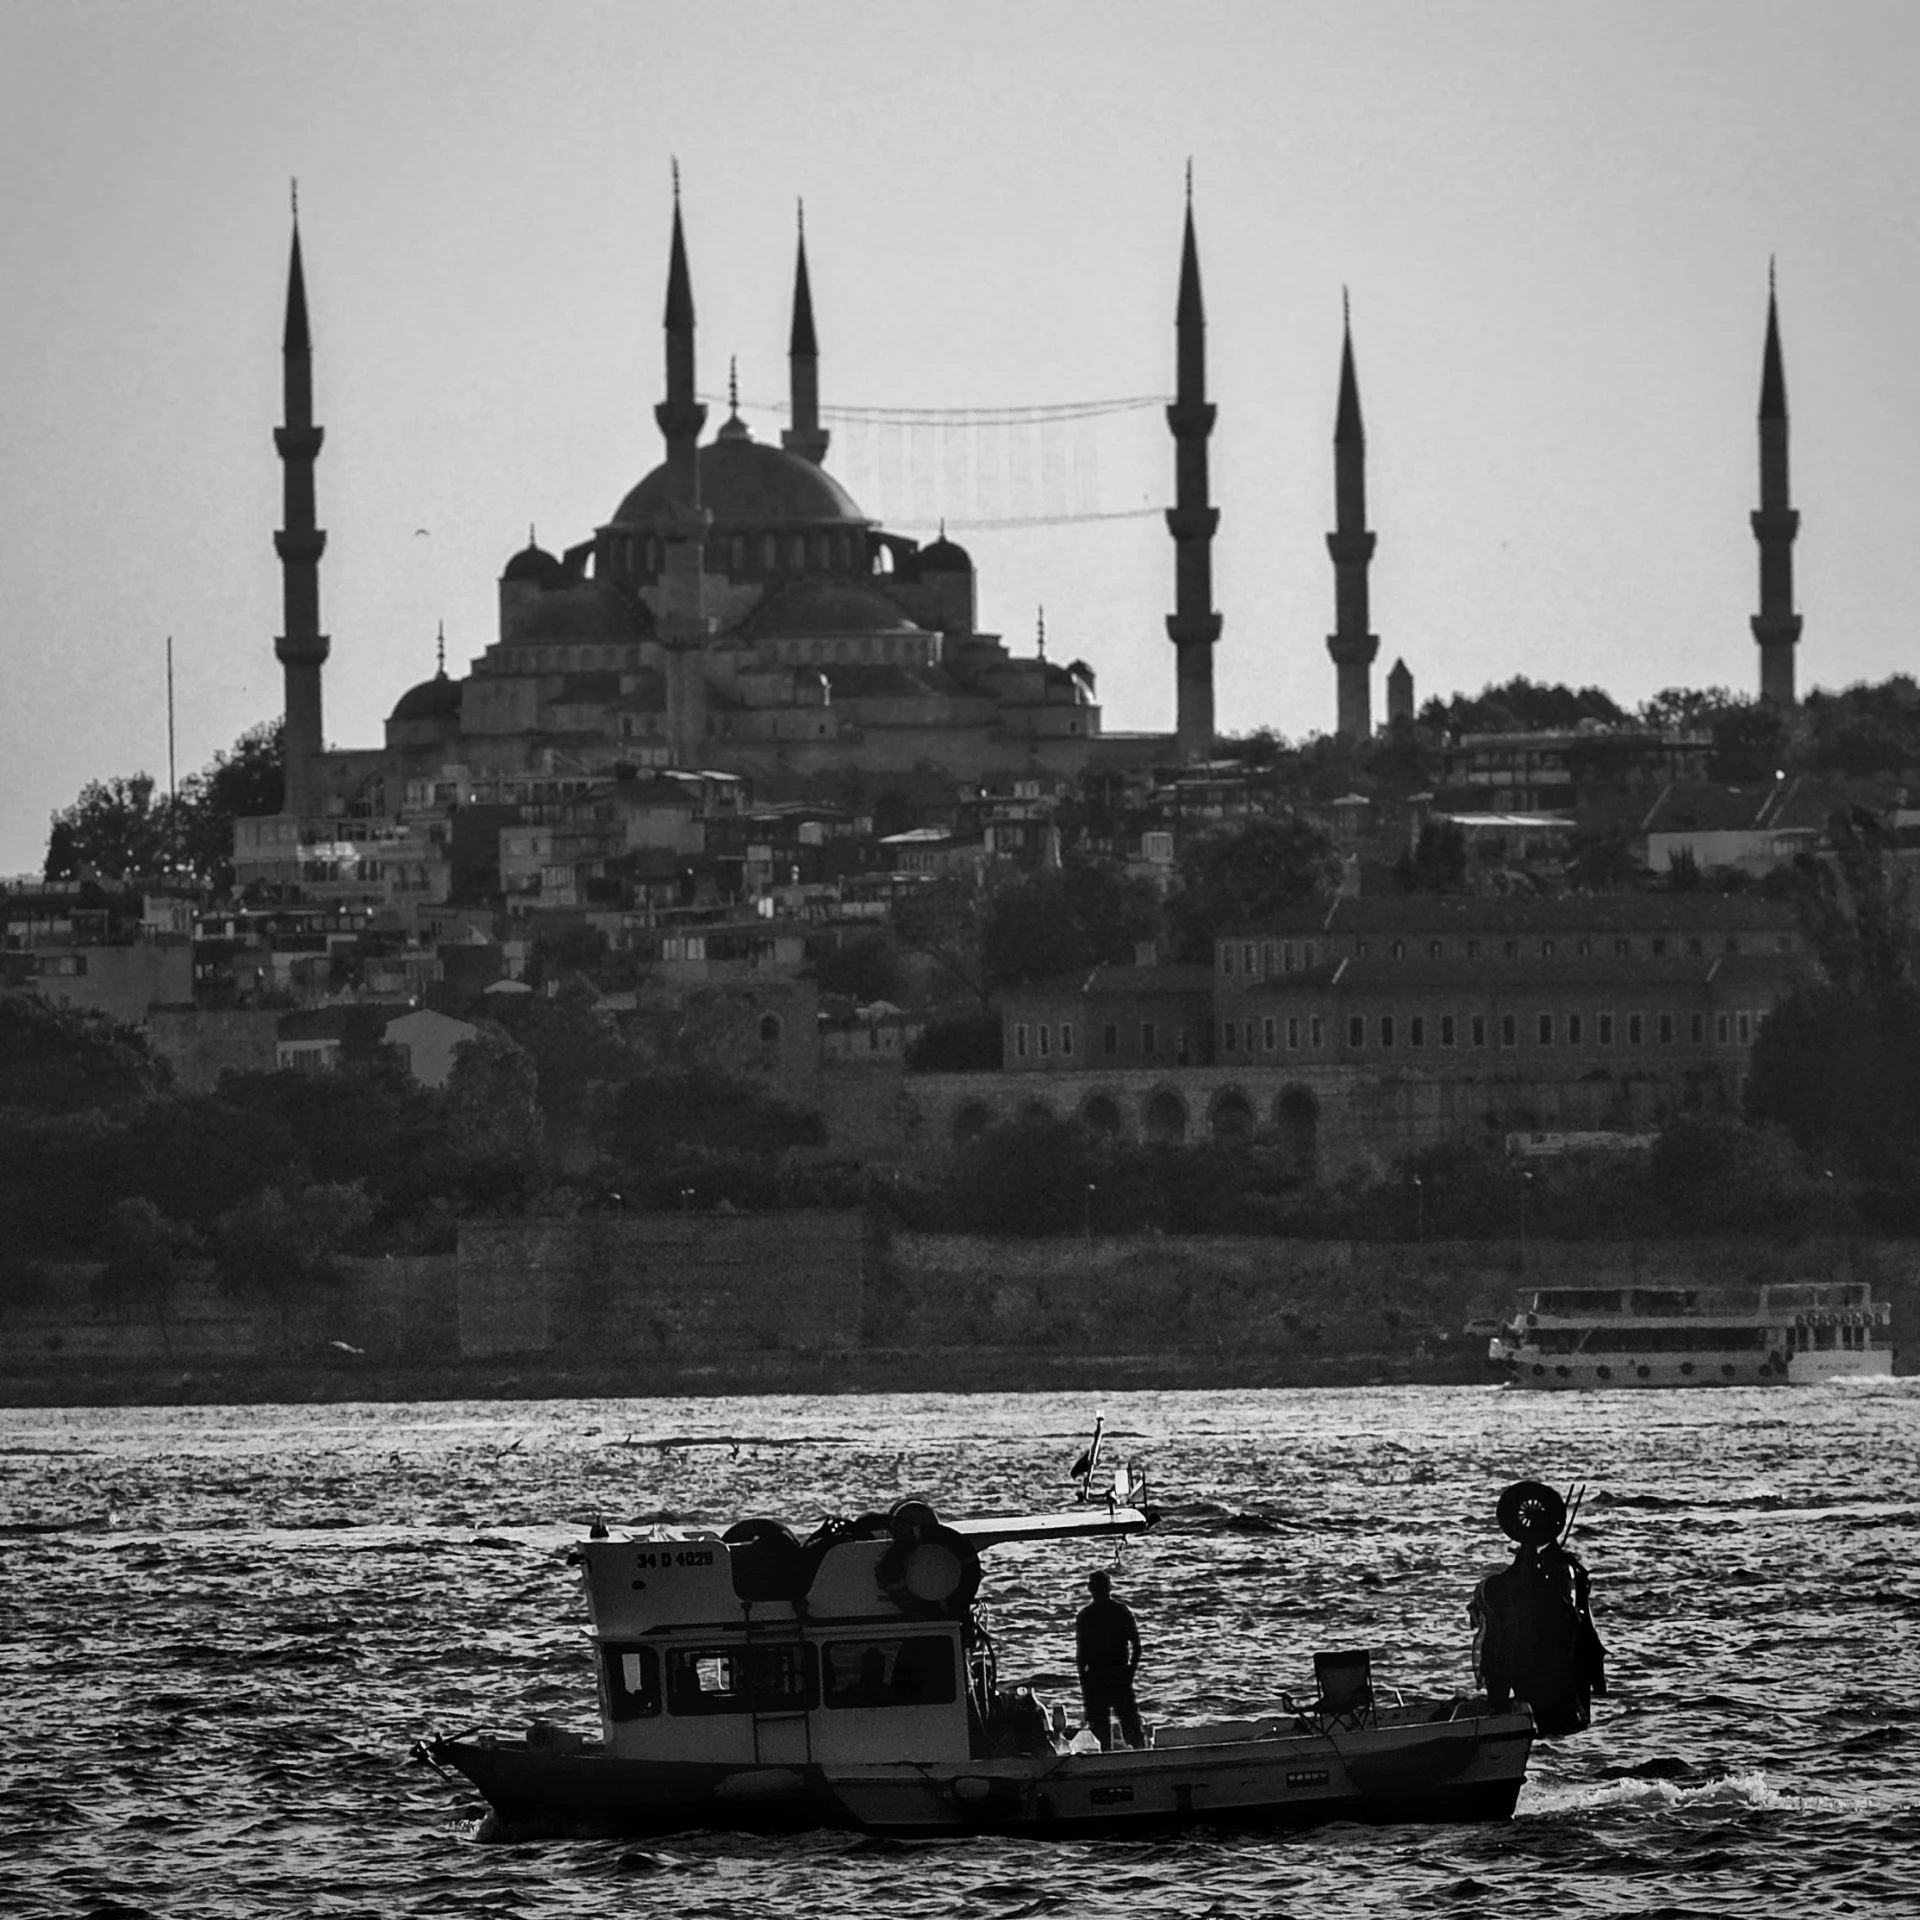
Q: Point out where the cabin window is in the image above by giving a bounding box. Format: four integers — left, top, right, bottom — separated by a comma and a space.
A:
603, 1644, 663, 1720
665, 1644, 818, 1715
822, 1636, 957, 1709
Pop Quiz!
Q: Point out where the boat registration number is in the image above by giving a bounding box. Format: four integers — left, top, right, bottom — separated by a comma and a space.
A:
1286, 1769, 1330, 1788
628, 1549, 717, 1570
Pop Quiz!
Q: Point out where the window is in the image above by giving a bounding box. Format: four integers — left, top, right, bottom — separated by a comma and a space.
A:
1102, 1023, 1118, 1057
1310, 1015, 1324, 1049
1541, 940, 1556, 958
759, 1014, 783, 1046
1716, 1013, 1730, 1044
1243, 943, 1257, 975
1014, 1023, 1029, 1059
1466, 939, 1482, 959
1263, 1016, 1277, 1052
1568, 1013, 1583, 1045
1141, 1022, 1157, 1058
1471, 1014, 1487, 1048
1263, 944, 1277, 975
1356, 940, 1370, 958
1690, 1013, 1704, 1043
1658, 1013, 1674, 1045
1651, 937, 1668, 956
1061, 1023, 1075, 1057
1503, 939, 1519, 960
821, 1637, 956, 1709
1576, 938, 1591, 958
1282, 941, 1297, 973
1726, 937, 1742, 954
1500, 1013, 1517, 1047
1380, 1015, 1396, 1048
1303, 942, 1317, 968
603, 1645, 662, 1722
1615, 938, 1631, 957
1286, 1016, 1301, 1051
1222, 946, 1234, 976
667, 1644, 817, 1716
1599, 1012, 1614, 1045
1037, 1025, 1051, 1057
1221, 1021, 1238, 1054
1410, 1015, 1426, 1048
1392, 940, 1407, 960
1687, 937, 1704, 956
1429, 939, 1444, 959
1737, 1012, 1752, 1043
1629, 1012, 1644, 1044
1440, 1013, 1456, 1047
1347, 1015, 1366, 1050
1538, 1013, 1554, 1046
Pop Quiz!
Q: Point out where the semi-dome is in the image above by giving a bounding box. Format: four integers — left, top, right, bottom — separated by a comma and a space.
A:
390, 672, 463, 723
502, 540, 565, 586
751, 579, 923, 636
611, 433, 868, 529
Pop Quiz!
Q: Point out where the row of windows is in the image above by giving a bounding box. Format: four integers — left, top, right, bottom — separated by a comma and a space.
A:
1243, 1008, 1763, 1054
609, 530, 866, 577
1218, 932, 1790, 975
603, 1636, 955, 1721
1012, 1022, 1206, 1061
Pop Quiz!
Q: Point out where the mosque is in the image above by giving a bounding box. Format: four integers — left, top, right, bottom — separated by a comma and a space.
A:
244, 181, 1803, 890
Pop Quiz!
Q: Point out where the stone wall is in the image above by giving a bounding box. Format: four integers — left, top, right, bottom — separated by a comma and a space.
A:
455, 1212, 871, 1362
146, 1007, 281, 1092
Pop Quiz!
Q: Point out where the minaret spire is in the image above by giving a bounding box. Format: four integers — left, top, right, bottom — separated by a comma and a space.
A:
1326, 293, 1379, 739
652, 169, 712, 766
274, 211, 329, 818
783, 198, 829, 466
1751, 261, 1801, 705
1165, 176, 1221, 760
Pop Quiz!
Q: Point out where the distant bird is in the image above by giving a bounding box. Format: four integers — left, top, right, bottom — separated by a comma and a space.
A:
328, 1339, 364, 1355
414, 528, 431, 536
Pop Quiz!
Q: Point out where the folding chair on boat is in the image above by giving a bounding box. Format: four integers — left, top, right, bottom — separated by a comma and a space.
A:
1301, 1648, 1377, 1733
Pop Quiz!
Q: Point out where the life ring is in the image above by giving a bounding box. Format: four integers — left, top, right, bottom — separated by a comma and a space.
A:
1496, 1479, 1567, 1547
875, 1504, 982, 1618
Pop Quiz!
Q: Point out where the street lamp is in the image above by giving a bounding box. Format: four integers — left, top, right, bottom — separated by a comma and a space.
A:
1519, 1170, 1534, 1266
1084, 1183, 1096, 1245
1412, 1174, 1425, 1244
680, 1187, 694, 1214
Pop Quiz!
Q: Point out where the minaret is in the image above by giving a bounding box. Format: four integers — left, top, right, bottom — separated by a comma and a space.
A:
653, 168, 712, 765
782, 201, 829, 467
1165, 174, 1221, 761
1751, 263, 1801, 706
274, 205, 329, 817
1326, 293, 1378, 740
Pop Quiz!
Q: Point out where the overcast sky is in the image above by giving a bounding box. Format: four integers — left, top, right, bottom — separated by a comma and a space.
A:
5, 1, 1920, 877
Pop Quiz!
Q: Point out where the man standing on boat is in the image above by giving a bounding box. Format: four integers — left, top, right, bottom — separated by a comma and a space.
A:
1076, 1569, 1146, 1749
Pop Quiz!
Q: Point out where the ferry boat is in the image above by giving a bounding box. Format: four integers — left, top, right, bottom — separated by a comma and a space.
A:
1490, 1278, 1895, 1390
415, 1489, 1536, 1838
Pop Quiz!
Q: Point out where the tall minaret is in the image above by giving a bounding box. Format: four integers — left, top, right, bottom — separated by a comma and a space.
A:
274, 204, 329, 817
782, 201, 829, 467
1165, 173, 1221, 761
1751, 263, 1801, 706
1326, 294, 1379, 740
654, 167, 712, 765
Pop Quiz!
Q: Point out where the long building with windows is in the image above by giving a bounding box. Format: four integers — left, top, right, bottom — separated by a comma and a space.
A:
978, 895, 1803, 1177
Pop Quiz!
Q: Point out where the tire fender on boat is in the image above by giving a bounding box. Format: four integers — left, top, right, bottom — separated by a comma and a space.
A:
875, 1504, 983, 1618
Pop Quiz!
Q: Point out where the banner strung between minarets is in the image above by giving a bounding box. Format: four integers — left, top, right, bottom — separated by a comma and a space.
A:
1165, 177, 1221, 761
275, 204, 330, 817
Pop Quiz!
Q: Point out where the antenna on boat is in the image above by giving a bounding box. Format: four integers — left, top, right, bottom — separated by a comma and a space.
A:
1069, 1412, 1105, 1502
1560, 1482, 1586, 1545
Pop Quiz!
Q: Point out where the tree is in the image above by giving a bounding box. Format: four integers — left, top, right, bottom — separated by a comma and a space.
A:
816, 930, 906, 1004
891, 877, 990, 1009
93, 1197, 178, 1311
445, 1026, 546, 1162
1394, 818, 1469, 895
980, 861, 1162, 990
1167, 814, 1340, 959
0, 997, 168, 1113
1420, 678, 1626, 738
214, 1181, 374, 1298
45, 774, 177, 882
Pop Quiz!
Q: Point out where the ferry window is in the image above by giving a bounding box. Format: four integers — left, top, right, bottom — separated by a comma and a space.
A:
666, 1644, 817, 1716
1347, 1015, 1366, 1050
1440, 1013, 1456, 1047
1102, 1023, 1118, 1057
1471, 1013, 1487, 1048
604, 1644, 662, 1721
1309, 1015, 1324, 1049
1628, 1012, 1644, 1045
822, 1636, 956, 1709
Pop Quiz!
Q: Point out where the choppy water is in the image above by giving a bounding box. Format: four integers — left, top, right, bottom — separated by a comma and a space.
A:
3, 1384, 1918, 1918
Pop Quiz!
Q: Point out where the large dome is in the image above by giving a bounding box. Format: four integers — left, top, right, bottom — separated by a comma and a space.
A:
610, 433, 868, 529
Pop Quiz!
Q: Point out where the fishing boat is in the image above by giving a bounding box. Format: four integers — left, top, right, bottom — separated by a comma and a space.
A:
416, 1478, 1537, 1838
1489, 1277, 1895, 1390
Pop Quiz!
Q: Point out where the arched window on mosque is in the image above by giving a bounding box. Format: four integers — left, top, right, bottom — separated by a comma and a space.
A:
730, 535, 747, 571
789, 535, 807, 569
